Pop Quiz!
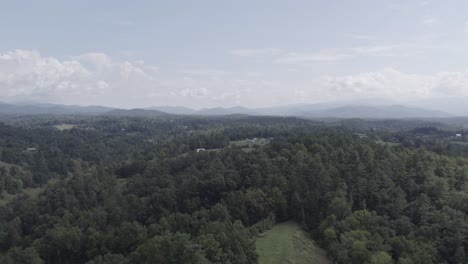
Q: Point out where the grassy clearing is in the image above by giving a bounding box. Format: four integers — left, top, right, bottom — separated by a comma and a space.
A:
175, 138, 270, 158
449, 141, 468, 146
256, 221, 330, 264
53, 124, 77, 131
376, 140, 400, 147
229, 138, 270, 152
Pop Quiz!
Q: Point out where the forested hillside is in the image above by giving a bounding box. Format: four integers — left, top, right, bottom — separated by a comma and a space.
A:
0, 116, 467, 263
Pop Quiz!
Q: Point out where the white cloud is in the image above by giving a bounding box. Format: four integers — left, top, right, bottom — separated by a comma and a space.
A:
422, 18, 438, 26
432, 71, 468, 95
276, 50, 352, 63
235, 42, 423, 64
0, 49, 287, 108
275, 44, 411, 63
0, 50, 91, 97
317, 68, 468, 101
96, 80, 110, 90
420, 1, 430, 6
174, 68, 468, 107
229, 48, 282, 57
345, 34, 378, 41
352, 44, 411, 57
3, 49, 468, 109
320, 68, 430, 99
0, 49, 158, 105
465, 21, 468, 34
159, 75, 281, 106
74, 52, 113, 68
179, 87, 208, 97
230, 48, 353, 63
179, 68, 228, 76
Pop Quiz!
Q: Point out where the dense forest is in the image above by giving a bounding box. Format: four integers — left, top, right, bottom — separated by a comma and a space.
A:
0, 115, 467, 263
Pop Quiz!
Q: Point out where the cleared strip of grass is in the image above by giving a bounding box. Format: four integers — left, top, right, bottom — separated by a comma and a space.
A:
256, 221, 331, 264
449, 141, 468, 146
376, 140, 400, 146
53, 124, 77, 131
230, 139, 270, 152
229, 139, 269, 148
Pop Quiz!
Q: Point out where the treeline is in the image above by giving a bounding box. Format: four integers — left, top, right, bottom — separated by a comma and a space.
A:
377, 126, 468, 158
0, 117, 467, 263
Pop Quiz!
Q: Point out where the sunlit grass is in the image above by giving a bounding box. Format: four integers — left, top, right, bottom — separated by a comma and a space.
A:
256, 221, 330, 264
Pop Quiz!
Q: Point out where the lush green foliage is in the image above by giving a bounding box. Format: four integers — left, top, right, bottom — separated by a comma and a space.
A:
0, 116, 467, 263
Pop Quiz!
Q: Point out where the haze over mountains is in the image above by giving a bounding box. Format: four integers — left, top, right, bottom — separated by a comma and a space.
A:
0, 102, 114, 115
151, 104, 452, 119
0, 101, 456, 119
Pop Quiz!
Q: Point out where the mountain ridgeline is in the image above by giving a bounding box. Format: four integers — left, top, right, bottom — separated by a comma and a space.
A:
149, 104, 453, 118
0, 101, 456, 119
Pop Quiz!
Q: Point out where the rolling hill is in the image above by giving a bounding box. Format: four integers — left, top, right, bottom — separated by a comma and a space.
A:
104, 108, 169, 117
0, 102, 114, 116
0, 101, 455, 119
304, 105, 453, 119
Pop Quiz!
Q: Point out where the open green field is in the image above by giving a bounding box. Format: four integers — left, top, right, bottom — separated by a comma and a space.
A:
176, 138, 271, 158
256, 222, 331, 264
53, 124, 77, 131
376, 140, 400, 147
449, 141, 468, 146
229, 138, 270, 152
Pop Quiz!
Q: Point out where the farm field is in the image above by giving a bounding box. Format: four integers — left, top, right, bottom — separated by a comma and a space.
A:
229, 138, 270, 152
53, 124, 77, 131
449, 141, 468, 146
376, 140, 400, 146
256, 222, 330, 264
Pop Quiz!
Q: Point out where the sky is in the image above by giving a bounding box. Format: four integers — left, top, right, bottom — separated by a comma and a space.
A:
1, 0, 468, 112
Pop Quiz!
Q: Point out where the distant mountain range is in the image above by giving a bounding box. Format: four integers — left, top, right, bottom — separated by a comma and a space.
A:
146, 106, 194, 115
0, 101, 456, 119
149, 104, 453, 119
105, 108, 168, 117
0, 102, 113, 115
304, 105, 452, 119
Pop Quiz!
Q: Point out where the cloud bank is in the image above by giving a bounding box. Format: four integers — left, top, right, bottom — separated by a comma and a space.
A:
320, 68, 468, 99
1, 49, 468, 110
0, 50, 158, 106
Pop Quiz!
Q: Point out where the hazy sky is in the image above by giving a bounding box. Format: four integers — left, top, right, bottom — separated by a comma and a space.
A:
2, 0, 468, 110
